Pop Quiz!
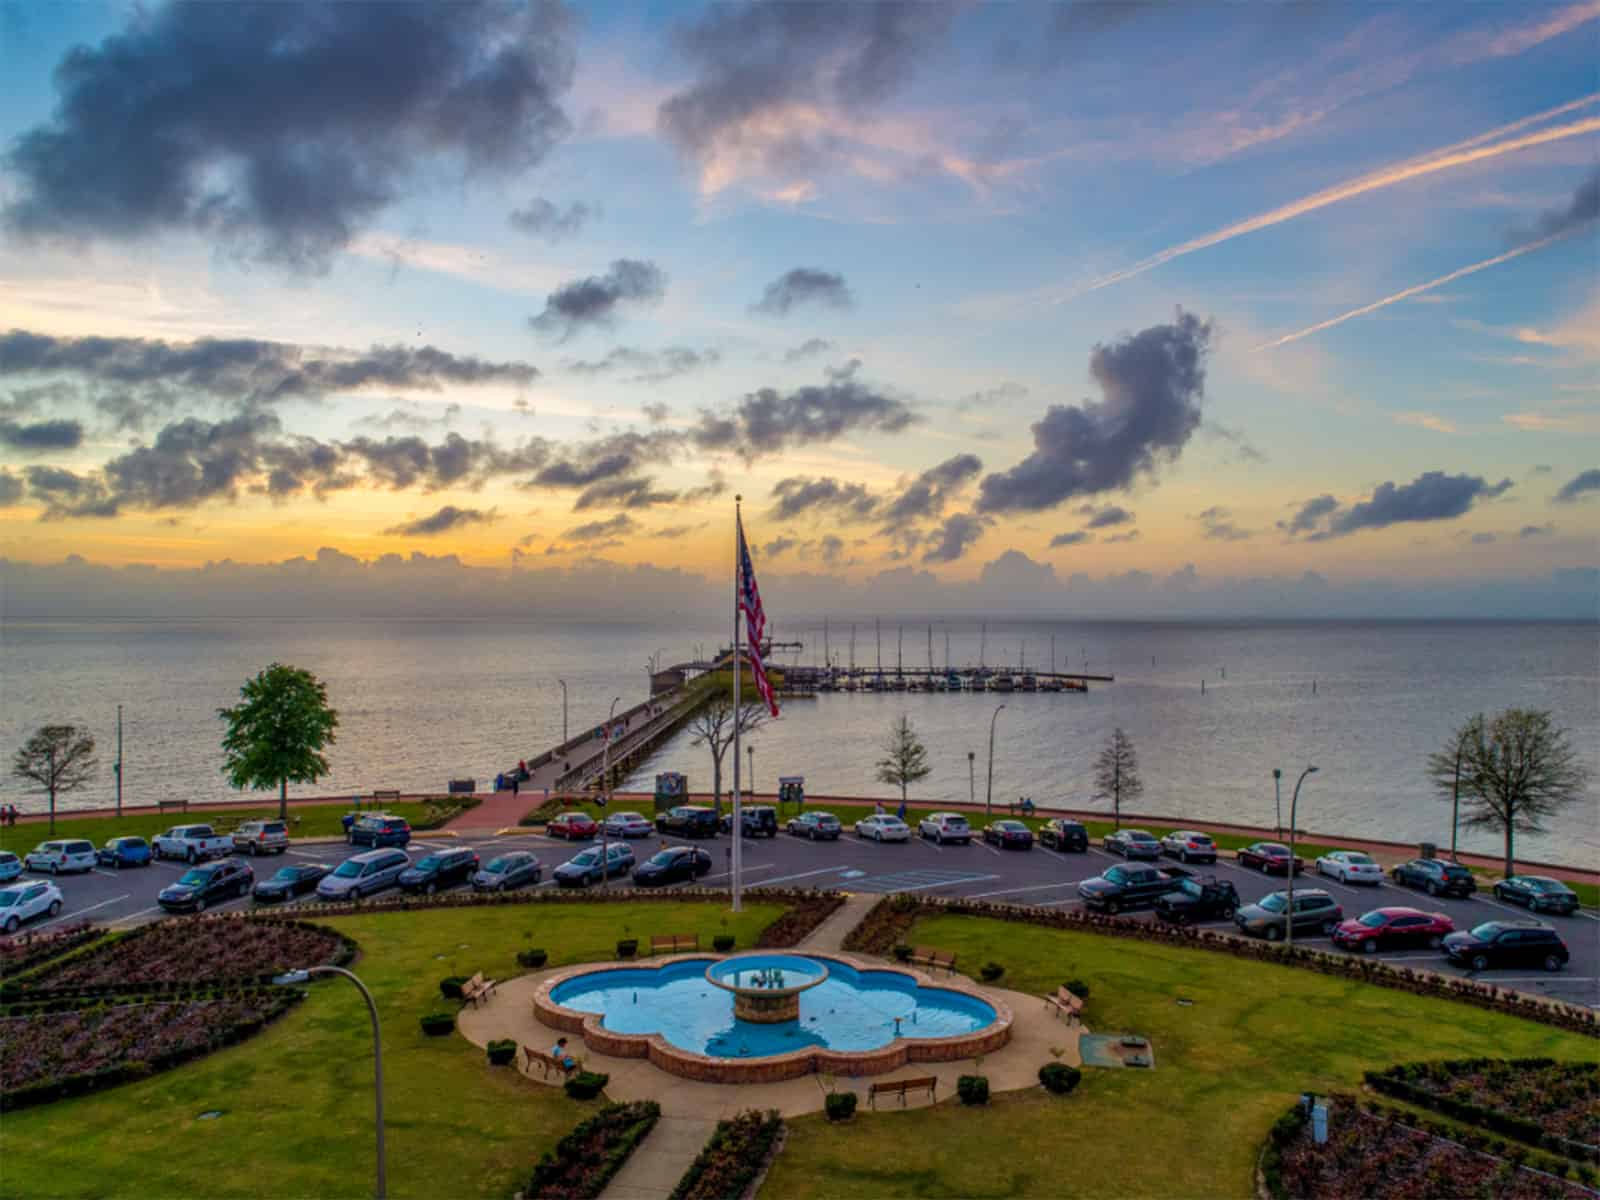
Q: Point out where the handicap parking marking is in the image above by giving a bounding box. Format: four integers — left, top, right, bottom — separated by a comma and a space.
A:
759, 864, 854, 887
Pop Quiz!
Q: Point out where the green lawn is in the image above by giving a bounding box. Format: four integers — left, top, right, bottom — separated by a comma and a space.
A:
762, 913, 1600, 1200
0, 899, 783, 1200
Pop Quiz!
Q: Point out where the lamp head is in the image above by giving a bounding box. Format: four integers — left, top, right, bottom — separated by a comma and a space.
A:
273, 969, 311, 986
1273, 768, 1281, 780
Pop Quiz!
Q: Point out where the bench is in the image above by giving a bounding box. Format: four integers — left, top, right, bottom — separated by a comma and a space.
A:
868, 1076, 938, 1108
461, 972, 498, 1008
1044, 986, 1085, 1025
650, 933, 699, 955
908, 946, 957, 974
157, 799, 189, 813
522, 1044, 578, 1079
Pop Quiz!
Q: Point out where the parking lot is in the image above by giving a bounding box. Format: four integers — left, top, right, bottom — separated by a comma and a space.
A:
12, 818, 1597, 1008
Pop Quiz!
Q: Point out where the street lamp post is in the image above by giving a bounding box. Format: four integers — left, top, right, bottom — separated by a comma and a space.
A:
747, 744, 755, 804
274, 966, 385, 1198
985, 704, 1006, 819
1448, 728, 1473, 863
601, 695, 620, 889
558, 679, 568, 746
115, 704, 123, 818
1273, 768, 1282, 838
1284, 766, 1318, 952
967, 751, 976, 809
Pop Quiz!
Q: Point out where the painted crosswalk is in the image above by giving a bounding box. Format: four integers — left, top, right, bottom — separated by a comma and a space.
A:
845, 868, 999, 894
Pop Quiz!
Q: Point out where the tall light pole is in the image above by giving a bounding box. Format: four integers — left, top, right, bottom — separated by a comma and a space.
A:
115, 704, 123, 818
985, 704, 1006, 818
968, 751, 976, 809
558, 679, 568, 746
1447, 727, 1474, 863
274, 966, 385, 1199
600, 695, 620, 889
1272, 768, 1282, 838
747, 744, 755, 803
1284, 766, 1318, 951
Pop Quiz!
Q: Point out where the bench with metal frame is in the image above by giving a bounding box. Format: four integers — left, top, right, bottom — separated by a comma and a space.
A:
867, 1076, 938, 1107
1043, 985, 1085, 1025
461, 971, 498, 1007
908, 946, 957, 974
649, 932, 700, 955
522, 1044, 578, 1079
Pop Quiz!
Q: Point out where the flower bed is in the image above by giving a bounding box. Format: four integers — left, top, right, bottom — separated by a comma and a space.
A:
0, 988, 301, 1110
752, 893, 846, 948
669, 1109, 784, 1200
0, 924, 104, 980
1267, 1094, 1593, 1199
1367, 1059, 1598, 1161
526, 1100, 660, 1199
413, 794, 481, 830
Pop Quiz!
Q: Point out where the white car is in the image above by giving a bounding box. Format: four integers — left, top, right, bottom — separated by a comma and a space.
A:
23, 839, 97, 875
1317, 850, 1384, 885
0, 852, 20, 883
855, 815, 911, 842
0, 880, 64, 932
918, 813, 972, 845
603, 811, 653, 838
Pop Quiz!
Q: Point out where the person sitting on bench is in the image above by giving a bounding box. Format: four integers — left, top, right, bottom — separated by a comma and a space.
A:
551, 1037, 576, 1071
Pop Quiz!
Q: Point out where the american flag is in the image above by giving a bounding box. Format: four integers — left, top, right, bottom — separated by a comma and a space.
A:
737, 515, 780, 718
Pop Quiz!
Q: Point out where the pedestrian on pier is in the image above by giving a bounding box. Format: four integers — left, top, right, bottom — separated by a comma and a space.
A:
512, 775, 520, 797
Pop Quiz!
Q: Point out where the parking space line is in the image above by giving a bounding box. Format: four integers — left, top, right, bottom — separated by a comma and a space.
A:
1479, 976, 1596, 984
702, 863, 778, 883
113, 905, 163, 925
1036, 896, 1083, 908
38, 894, 130, 930
760, 865, 852, 886
968, 880, 1086, 899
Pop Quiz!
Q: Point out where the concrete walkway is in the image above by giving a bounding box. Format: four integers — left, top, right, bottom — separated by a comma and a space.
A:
794, 893, 879, 953
599, 1114, 715, 1200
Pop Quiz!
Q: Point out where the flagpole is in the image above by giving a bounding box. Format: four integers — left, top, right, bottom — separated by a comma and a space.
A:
731, 495, 743, 914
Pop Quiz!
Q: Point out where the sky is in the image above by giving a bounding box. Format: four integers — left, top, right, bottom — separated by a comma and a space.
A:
0, 0, 1596, 619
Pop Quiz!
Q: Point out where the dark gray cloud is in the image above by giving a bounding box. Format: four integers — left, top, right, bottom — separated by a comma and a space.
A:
642, 402, 672, 424
384, 505, 497, 537
1553, 468, 1600, 503
1511, 168, 1600, 245
0, 469, 23, 506
1195, 505, 1252, 541
1103, 529, 1140, 544
1280, 494, 1339, 536
508, 198, 594, 242
768, 476, 879, 522
762, 536, 797, 558
562, 513, 637, 543
1285, 472, 1514, 540
530, 259, 667, 341
752, 268, 853, 316
354, 403, 462, 432
650, 524, 698, 540
921, 512, 988, 563
1469, 532, 1497, 545
572, 476, 680, 511
0, 416, 84, 451
976, 310, 1213, 513
1049, 530, 1089, 547
956, 381, 1028, 411
25, 464, 118, 518
343, 431, 542, 493
1205, 421, 1267, 464
693, 376, 917, 459
1519, 524, 1555, 538
684, 468, 729, 503
532, 430, 676, 489
817, 534, 846, 566
1081, 504, 1134, 529
565, 345, 719, 383
4, 2, 575, 269
784, 338, 834, 363
878, 453, 983, 530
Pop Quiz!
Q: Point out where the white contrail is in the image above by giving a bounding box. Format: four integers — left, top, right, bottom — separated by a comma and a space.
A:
1068, 106, 1600, 297
1416, 92, 1599, 160
1253, 230, 1576, 351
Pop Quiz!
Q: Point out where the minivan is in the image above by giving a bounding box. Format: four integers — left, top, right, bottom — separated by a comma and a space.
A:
23, 840, 97, 875
233, 820, 289, 856
317, 849, 411, 900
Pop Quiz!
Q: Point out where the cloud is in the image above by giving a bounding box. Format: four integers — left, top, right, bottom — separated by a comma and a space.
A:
1081, 504, 1134, 529
383, 505, 497, 537
878, 453, 982, 530
1553, 468, 1600, 502
957, 382, 1029, 412
354, 403, 462, 433
650, 524, 697, 540
3, 2, 575, 269
1195, 505, 1252, 541
1049, 530, 1089, 547
921, 512, 988, 563
0, 469, 23, 506
562, 513, 637, 542
0, 416, 84, 451
642, 402, 672, 424
763, 536, 798, 558
531, 430, 676, 489
1204, 421, 1267, 463
693, 375, 917, 459
1280, 494, 1340, 536
784, 338, 835, 363
529, 259, 667, 340
508, 198, 594, 242
565, 345, 719, 383
1289, 471, 1514, 539
572, 476, 680, 511
1103, 529, 1140, 543
1519, 523, 1555, 538
977, 310, 1212, 513
751, 268, 853, 316
1469, 531, 1497, 545
1510, 167, 1600, 244
768, 476, 879, 522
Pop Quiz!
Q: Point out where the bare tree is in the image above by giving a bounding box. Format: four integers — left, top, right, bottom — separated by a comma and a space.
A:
687, 695, 768, 813
875, 714, 931, 812
1436, 709, 1589, 878
1093, 727, 1143, 831
1426, 713, 1485, 860
13, 725, 99, 835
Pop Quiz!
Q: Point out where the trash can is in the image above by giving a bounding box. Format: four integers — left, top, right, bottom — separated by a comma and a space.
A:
1419, 841, 1437, 859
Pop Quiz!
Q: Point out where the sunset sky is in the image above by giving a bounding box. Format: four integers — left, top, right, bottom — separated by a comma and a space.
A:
0, 1, 1596, 617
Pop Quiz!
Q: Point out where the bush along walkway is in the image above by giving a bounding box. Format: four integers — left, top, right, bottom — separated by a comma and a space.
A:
599, 1115, 717, 1200
793, 893, 878, 954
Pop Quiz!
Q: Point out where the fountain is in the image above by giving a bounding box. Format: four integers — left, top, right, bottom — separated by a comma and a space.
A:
705, 954, 829, 1023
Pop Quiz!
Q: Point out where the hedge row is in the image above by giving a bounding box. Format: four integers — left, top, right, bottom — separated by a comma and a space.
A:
526, 1100, 661, 1199
1365, 1069, 1598, 1164
2, 982, 292, 1017
670, 1109, 784, 1200
0, 924, 105, 980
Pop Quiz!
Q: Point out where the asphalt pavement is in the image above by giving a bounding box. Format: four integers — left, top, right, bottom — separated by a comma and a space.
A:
11, 821, 1597, 1009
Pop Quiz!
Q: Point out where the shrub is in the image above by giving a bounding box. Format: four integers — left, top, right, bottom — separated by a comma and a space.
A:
1065, 978, 1090, 1000
616, 939, 638, 960
713, 935, 736, 953
526, 1101, 660, 1199
1039, 1063, 1082, 1094
486, 1038, 517, 1066
979, 962, 1005, 982
892, 944, 913, 962
752, 893, 847, 948
420, 1012, 455, 1037
517, 948, 549, 970
439, 975, 468, 1000
957, 1075, 989, 1106
825, 1092, 858, 1121
565, 1070, 609, 1100
670, 1109, 784, 1200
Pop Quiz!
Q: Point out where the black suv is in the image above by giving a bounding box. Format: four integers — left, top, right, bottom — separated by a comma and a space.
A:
1155, 875, 1240, 924
1443, 921, 1569, 972
158, 858, 255, 912
349, 815, 412, 848
720, 805, 779, 838
655, 806, 719, 838
1039, 819, 1088, 852
399, 847, 480, 894
1391, 858, 1476, 898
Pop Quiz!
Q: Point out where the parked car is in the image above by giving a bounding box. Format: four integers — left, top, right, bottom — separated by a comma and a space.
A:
1316, 850, 1384, 885
554, 843, 637, 887
253, 863, 330, 903
1233, 889, 1343, 941
0, 880, 63, 932
232, 820, 289, 856
983, 820, 1035, 849
602, 812, 653, 839
1332, 907, 1454, 953
1444, 921, 1569, 973
1493, 875, 1581, 916
347, 814, 412, 849
1103, 829, 1162, 860
1154, 875, 1240, 924
399, 847, 481, 895
787, 812, 842, 841
632, 846, 713, 886
317, 848, 411, 901
1236, 842, 1304, 875
1077, 863, 1191, 914
855, 814, 911, 842
23, 839, 98, 875
158, 859, 255, 912
473, 851, 543, 892
0, 852, 20, 883
151, 825, 232, 864
1391, 858, 1476, 898
1160, 830, 1217, 864
655, 806, 719, 838
547, 811, 598, 841
97, 836, 152, 869
720, 805, 780, 838
1038, 819, 1088, 852
918, 812, 972, 845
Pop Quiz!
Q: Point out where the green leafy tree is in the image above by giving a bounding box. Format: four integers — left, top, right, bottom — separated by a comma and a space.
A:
1093, 727, 1143, 830
12, 725, 98, 834
875, 714, 931, 810
218, 664, 339, 820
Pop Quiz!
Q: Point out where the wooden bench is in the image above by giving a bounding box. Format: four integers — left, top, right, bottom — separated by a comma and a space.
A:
908, 946, 957, 974
522, 1044, 578, 1079
157, 799, 189, 813
650, 933, 699, 955
1044, 986, 1085, 1025
461, 972, 498, 1008
868, 1076, 938, 1108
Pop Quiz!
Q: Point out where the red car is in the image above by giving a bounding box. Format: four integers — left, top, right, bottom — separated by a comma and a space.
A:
547, 811, 598, 840
1236, 842, 1303, 875
1332, 906, 1455, 953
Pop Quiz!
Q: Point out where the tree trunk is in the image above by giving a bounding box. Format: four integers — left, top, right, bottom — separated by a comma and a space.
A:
49, 783, 56, 836
1504, 816, 1515, 881
711, 751, 723, 818
1114, 760, 1120, 831
279, 777, 288, 822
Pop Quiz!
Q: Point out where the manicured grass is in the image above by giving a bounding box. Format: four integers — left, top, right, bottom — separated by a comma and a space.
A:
0, 900, 782, 1199
762, 913, 1600, 1200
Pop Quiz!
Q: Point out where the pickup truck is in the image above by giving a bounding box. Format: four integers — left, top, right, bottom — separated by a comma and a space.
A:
151, 825, 233, 864
1077, 863, 1191, 914
1154, 875, 1240, 924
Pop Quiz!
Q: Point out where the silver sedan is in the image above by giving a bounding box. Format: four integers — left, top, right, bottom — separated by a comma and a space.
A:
854, 814, 912, 842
